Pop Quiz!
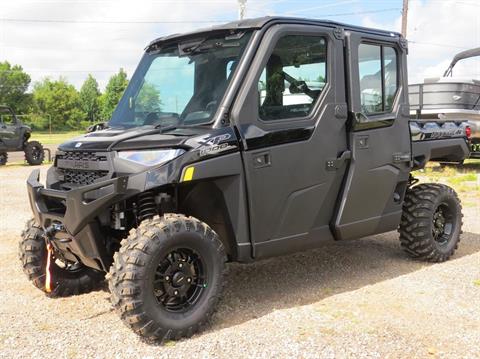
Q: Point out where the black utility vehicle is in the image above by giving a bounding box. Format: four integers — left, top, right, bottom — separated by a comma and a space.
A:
21, 17, 469, 341
0, 106, 44, 165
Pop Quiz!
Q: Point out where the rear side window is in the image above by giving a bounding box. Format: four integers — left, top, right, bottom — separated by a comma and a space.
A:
258, 35, 327, 121
358, 44, 398, 114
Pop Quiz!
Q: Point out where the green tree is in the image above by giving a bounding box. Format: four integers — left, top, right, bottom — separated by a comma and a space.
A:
79, 74, 101, 123
33, 77, 85, 130
0, 61, 32, 113
136, 82, 161, 113
100, 68, 129, 120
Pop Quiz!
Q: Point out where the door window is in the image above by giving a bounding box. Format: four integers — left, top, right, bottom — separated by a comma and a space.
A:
358, 44, 398, 114
258, 35, 327, 121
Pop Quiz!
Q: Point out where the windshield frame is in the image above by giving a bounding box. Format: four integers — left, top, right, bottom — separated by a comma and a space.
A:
108, 30, 255, 130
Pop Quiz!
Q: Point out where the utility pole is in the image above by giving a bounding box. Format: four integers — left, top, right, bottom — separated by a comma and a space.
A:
238, 0, 247, 20
401, 0, 409, 37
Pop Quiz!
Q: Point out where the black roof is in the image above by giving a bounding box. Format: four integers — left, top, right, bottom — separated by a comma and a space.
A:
148, 16, 401, 49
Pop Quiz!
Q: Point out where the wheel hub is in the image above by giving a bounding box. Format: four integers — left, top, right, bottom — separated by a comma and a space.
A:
172, 271, 186, 287
152, 248, 206, 312
432, 203, 454, 245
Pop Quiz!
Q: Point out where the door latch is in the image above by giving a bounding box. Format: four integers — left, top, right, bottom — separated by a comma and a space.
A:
393, 152, 411, 163
326, 150, 351, 171
253, 152, 271, 168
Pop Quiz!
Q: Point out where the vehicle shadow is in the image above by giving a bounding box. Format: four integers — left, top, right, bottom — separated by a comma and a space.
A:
209, 231, 480, 331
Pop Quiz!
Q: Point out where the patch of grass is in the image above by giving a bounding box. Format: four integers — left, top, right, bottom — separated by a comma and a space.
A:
473, 279, 480, 287
30, 131, 83, 145
447, 173, 477, 185
413, 162, 480, 206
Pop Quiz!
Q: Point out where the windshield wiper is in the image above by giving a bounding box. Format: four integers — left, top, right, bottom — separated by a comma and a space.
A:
179, 38, 240, 56
179, 38, 209, 55
154, 124, 178, 133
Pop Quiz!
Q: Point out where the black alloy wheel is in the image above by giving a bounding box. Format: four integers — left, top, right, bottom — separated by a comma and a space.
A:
153, 248, 207, 312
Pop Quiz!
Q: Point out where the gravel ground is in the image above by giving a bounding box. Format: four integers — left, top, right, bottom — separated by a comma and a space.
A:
0, 165, 479, 359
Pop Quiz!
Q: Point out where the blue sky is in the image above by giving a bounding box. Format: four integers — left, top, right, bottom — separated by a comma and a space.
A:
0, 0, 478, 89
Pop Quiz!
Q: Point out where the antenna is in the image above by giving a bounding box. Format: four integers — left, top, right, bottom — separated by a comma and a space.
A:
238, 0, 247, 20
401, 0, 409, 37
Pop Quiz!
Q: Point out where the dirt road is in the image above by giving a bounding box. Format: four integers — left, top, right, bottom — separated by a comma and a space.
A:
0, 165, 479, 358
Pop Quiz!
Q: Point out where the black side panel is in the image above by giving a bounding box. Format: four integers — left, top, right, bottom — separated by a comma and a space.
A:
178, 152, 252, 261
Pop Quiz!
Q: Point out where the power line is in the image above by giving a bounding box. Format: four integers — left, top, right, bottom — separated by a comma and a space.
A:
282, 0, 357, 16
322, 8, 401, 17
0, 8, 402, 24
409, 41, 475, 50
0, 18, 225, 24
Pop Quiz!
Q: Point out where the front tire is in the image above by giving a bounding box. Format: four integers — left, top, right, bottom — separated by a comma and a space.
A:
0, 152, 7, 165
19, 219, 105, 297
399, 183, 463, 262
108, 214, 226, 342
24, 141, 44, 165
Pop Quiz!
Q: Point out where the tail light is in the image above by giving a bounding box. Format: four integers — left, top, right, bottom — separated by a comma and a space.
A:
465, 126, 472, 140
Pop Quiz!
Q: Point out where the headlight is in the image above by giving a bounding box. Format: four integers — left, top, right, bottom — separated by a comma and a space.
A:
118, 149, 185, 166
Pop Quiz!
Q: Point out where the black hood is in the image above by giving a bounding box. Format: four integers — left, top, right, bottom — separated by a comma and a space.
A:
58, 126, 208, 152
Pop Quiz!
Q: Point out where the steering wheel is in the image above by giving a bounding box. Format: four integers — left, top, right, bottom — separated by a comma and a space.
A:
205, 100, 217, 113
143, 112, 159, 126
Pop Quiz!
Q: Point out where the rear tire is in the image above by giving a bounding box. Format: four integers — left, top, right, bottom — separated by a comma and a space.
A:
398, 183, 463, 262
108, 214, 226, 342
0, 152, 7, 165
24, 141, 44, 165
19, 219, 105, 297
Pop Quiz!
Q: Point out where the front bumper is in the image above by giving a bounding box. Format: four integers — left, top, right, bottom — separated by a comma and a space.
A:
27, 169, 129, 271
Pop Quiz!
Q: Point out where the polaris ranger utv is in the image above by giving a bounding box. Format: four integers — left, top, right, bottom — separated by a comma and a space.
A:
0, 106, 44, 165
21, 17, 469, 341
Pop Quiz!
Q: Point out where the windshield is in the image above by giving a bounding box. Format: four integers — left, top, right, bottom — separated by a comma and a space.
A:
109, 31, 252, 129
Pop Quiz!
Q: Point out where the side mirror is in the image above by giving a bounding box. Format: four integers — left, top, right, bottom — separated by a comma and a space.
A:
86, 122, 107, 133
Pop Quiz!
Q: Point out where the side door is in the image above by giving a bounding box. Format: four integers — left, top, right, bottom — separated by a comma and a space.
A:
231, 24, 349, 258
332, 32, 411, 240
0, 109, 18, 148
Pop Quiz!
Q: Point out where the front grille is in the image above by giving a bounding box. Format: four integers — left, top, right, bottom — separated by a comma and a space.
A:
62, 169, 109, 185
56, 151, 110, 186
56, 151, 108, 162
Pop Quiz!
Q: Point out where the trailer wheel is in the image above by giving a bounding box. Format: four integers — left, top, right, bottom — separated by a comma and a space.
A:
108, 214, 226, 342
399, 183, 463, 262
0, 152, 7, 165
19, 219, 105, 297
24, 141, 44, 165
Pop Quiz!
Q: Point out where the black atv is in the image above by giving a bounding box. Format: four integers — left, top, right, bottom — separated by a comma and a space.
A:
21, 17, 470, 342
0, 106, 44, 166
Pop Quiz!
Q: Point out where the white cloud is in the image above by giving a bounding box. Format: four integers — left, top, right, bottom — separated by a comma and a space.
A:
2, 0, 479, 91
361, 0, 480, 83
0, 0, 237, 89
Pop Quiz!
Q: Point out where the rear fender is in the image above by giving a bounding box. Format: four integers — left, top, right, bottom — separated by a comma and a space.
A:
412, 138, 470, 170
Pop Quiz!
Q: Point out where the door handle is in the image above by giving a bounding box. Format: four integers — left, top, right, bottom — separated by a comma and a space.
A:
253, 151, 271, 168
393, 152, 411, 163
393, 152, 412, 167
